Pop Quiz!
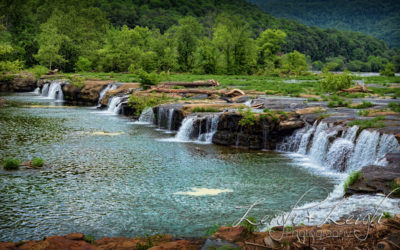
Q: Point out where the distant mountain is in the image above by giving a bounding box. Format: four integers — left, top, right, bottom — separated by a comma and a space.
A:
247, 0, 400, 48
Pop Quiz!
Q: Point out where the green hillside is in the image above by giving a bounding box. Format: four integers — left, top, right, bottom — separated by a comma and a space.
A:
247, 0, 400, 48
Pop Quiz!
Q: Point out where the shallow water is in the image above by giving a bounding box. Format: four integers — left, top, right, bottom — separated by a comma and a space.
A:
1, 93, 337, 241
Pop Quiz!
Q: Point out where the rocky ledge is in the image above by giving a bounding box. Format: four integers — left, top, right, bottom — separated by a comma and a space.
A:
2, 216, 400, 249
0, 72, 37, 92
346, 152, 400, 198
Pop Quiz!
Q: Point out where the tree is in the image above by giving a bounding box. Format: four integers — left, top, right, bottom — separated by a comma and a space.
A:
174, 17, 203, 72
380, 62, 395, 77
282, 50, 308, 75
257, 29, 286, 71
34, 21, 66, 70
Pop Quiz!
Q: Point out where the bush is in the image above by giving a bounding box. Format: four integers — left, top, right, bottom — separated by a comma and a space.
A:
192, 107, 219, 112
28, 65, 48, 79
138, 70, 160, 89
205, 223, 220, 236
348, 116, 386, 130
382, 211, 392, 219
319, 72, 353, 92
32, 157, 44, 168
350, 101, 374, 109
358, 110, 370, 117
83, 235, 95, 244
343, 170, 362, 192
67, 76, 85, 89
128, 94, 173, 116
3, 158, 20, 170
238, 108, 256, 127
74, 57, 92, 72
240, 217, 257, 234
380, 63, 395, 77
388, 102, 400, 112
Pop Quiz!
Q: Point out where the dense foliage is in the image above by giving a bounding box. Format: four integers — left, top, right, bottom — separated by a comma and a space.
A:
0, 0, 399, 74
247, 0, 400, 49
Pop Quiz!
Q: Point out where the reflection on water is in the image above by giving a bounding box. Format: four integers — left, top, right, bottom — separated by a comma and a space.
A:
0, 93, 335, 241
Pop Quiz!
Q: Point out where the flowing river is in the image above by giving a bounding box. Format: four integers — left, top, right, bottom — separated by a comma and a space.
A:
0, 91, 397, 242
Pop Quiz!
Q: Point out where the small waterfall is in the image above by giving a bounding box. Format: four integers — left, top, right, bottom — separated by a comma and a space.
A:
138, 108, 155, 124
167, 109, 174, 131
42, 81, 64, 100
347, 130, 381, 172
107, 96, 123, 114
98, 84, 117, 106
308, 122, 332, 164
174, 114, 220, 143
297, 121, 318, 154
155, 107, 176, 131
41, 84, 49, 96
33, 87, 40, 95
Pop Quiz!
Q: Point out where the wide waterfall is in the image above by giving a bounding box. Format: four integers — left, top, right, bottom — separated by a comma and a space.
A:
278, 121, 399, 173
174, 114, 220, 144
41, 81, 64, 100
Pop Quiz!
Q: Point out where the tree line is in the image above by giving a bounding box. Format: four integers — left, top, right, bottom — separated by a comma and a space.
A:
0, 0, 399, 75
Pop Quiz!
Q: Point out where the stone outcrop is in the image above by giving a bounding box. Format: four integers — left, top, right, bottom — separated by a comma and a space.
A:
63, 80, 113, 105
212, 112, 304, 150
100, 83, 140, 106
346, 152, 400, 198
0, 72, 37, 92
153, 104, 185, 130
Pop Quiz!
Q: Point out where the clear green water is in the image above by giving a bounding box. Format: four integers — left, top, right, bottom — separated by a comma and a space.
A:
0, 93, 336, 242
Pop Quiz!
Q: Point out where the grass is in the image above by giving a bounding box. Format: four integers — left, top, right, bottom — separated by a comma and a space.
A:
358, 109, 370, 117
348, 116, 386, 130
2, 158, 20, 170
192, 107, 220, 112
205, 223, 220, 236
388, 102, 400, 112
343, 170, 362, 192
238, 108, 256, 127
32, 157, 44, 168
240, 217, 257, 234
83, 235, 96, 244
350, 101, 374, 109
382, 211, 392, 219
391, 180, 400, 196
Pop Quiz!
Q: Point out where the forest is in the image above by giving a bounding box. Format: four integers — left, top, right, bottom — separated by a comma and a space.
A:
247, 0, 400, 49
0, 0, 399, 75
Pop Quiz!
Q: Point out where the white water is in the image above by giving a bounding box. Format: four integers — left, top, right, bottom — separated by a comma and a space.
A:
168, 114, 220, 144
41, 81, 64, 100
33, 87, 40, 95
137, 107, 155, 124
98, 84, 117, 106
106, 96, 123, 114
269, 122, 400, 230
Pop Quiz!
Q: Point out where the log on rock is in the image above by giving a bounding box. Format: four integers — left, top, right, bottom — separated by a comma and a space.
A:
46, 69, 59, 75
341, 83, 372, 93
148, 88, 245, 97
160, 79, 220, 87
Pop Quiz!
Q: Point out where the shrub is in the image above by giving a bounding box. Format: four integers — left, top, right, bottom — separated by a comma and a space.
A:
380, 63, 395, 77
205, 223, 220, 236
239, 108, 256, 127
382, 211, 392, 219
240, 217, 257, 234
138, 70, 160, 89
32, 157, 44, 168
28, 65, 48, 79
307, 97, 319, 102
83, 235, 95, 244
319, 72, 353, 92
391, 181, 400, 196
128, 94, 173, 116
3, 158, 20, 170
351, 101, 374, 109
67, 76, 85, 89
192, 107, 219, 112
358, 110, 370, 117
74, 57, 92, 72
348, 116, 386, 130
388, 102, 400, 112
343, 171, 362, 192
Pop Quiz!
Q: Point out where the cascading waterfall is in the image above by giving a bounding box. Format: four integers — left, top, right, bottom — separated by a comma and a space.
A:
279, 121, 399, 173
33, 87, 40, 94
41, 84, 49, 96
137, 107, 155, 124
155, 107, 176, 131
174, 114, 220, 143
107, 96, 123, 114
41, 81, 64, 100
98, 84, 117, 106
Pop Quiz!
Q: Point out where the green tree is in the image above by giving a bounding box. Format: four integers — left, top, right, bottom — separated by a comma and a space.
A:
174, 17, 203, 72
257, 29, 286, 72
34, 21, 66, 70
380, 62, 395, 76
282, 50, 308, 75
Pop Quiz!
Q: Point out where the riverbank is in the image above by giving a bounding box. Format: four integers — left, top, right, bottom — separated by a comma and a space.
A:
2, 215, 400, 249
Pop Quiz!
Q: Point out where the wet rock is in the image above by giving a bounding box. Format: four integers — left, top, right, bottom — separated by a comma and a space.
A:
191, 94, 209, 100
212, 226, 248, 242
153, 104, 185, 130
65, 233, 84, 240
0, 72, 37, 92
201, 238, 241, 250
346, 156, 400, 198
278, 120, 304, 131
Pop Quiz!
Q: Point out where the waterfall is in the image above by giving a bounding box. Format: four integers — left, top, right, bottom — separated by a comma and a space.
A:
98, 84, 117, 106
41, 84, 49, 96
279, 121, 399, 173
107, 96, 123, 114
41, 81, 64, 100
138, 108, 155, 124
155, 107, 176, 131
33, 87, 40, 94
174, 114, 220, 144
167, 109, 174, 131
